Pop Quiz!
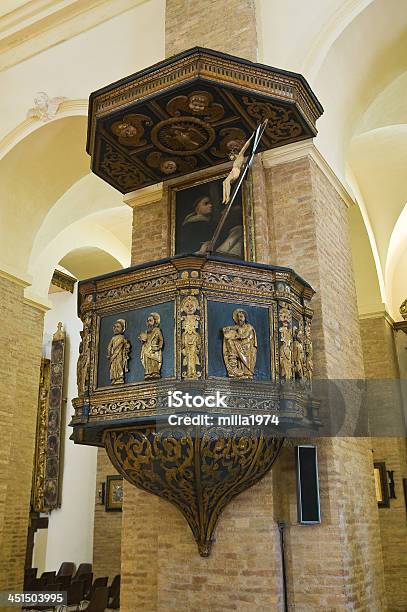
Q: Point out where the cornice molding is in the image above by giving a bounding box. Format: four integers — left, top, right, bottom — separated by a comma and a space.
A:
23, 288, 52, 312
0, 263, 32, 288
123, 183, 163, 209
0, 0, 147, 72
359, 310, 395, 326
51, 268, 76, 293
262, 139, 355, 209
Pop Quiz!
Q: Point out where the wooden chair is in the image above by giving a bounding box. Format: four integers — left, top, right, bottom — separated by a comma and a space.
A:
85, 577, 108, 602
24, 567, 38, 587
108, 591, 120, 610
66, 580, 85, 606
73, 573, 92, 599
53, 580, 85, 612
79, 587, 109, 612
57, 562, 76, 579
73, 563, 92, 580
108, 575, 120, 602
39, 571, 56, 585
26, 577, 47, 591
57, 575, 72, 589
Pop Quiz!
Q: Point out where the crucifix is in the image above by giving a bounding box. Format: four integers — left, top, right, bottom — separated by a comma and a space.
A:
206, 119, 269, 256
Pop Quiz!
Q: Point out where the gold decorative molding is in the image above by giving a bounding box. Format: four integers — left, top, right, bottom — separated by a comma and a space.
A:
400, 298, 407, 320
394, 299, 407, 334
262, 139, 355, 209
51, 269, 77, 293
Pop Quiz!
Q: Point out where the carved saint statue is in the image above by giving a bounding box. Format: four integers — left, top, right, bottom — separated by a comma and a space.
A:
304, 320, 313, 383
181, 296, 201, 379
279, 305, 293, 382
222, 133, 254, 204
293, 326, 305, 381
138, 313, 163, 380
77, 315, 91, 394
107, 319, 131, 385
222, 309, 257, 379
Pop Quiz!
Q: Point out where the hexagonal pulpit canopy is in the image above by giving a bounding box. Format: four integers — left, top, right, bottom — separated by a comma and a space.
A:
86, 47, 323, 193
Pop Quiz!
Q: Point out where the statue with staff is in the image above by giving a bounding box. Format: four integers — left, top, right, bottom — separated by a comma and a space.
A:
206, 119, 269, 256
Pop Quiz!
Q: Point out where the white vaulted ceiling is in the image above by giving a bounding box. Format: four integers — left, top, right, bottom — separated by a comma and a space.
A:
0, 0, 405, 318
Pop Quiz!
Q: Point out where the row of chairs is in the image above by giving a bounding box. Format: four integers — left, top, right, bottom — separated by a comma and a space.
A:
24, 564, 120, 611
25, 563, 92, 589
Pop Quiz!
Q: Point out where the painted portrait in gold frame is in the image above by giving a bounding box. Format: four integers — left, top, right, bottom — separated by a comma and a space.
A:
105, 475, 123, 512
170, 174, 255, 261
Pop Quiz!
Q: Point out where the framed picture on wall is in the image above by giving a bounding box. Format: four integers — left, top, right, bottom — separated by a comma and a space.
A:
170, 174, 254, 261
105, 475, 123, 512
374, 462, 390, 508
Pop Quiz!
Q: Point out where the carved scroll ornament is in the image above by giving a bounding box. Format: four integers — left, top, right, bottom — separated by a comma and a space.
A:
105, 426, 283, 556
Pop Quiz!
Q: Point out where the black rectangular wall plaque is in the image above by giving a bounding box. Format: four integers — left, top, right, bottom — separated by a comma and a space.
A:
296, 445, 321, 524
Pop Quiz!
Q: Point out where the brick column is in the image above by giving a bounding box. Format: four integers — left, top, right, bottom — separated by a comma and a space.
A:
92, 449, 122, 581
120, 176, 285, 610
0, 274, 44, 591
264, 144, 387, 609
360, 314, 407, 611
118, 2, 389, 609
165, 0, 258, 61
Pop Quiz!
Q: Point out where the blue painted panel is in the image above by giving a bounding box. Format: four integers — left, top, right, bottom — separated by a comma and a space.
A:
207, 300, 271, 379
97, 301, 175, 387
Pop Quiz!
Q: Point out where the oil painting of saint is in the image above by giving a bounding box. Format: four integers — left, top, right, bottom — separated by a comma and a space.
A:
173, 177, 247, 258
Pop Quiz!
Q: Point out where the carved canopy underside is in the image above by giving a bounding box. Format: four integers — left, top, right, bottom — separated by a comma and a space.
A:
87, 47, 323, 193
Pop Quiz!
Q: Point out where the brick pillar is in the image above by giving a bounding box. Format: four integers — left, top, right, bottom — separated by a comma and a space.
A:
118, 3, 389, 609
92, 449, 122, 581
264, 144, 387, 609
165, 0, 258, 61
0, 275, 44, 591
119, 172, 284, 610
360, 314, 407, 611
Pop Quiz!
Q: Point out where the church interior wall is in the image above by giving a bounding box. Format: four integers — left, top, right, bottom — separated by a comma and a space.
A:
0, 0, 405, 608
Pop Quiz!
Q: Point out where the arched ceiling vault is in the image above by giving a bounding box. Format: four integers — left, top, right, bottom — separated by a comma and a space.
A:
0, 115, 89, 277
0, 0, 405, 319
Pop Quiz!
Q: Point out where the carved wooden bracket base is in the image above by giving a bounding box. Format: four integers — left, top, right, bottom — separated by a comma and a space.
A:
104, 424, 284, 556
